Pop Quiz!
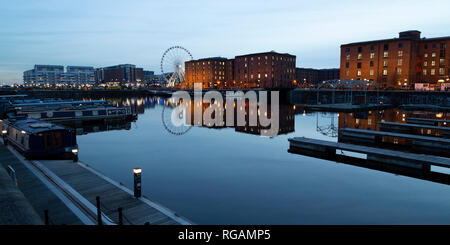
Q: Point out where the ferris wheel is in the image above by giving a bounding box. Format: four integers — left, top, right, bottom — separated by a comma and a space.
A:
160, 46, 193, 87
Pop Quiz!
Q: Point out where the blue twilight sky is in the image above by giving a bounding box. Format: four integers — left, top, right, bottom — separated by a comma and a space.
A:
0, 0, 449, 84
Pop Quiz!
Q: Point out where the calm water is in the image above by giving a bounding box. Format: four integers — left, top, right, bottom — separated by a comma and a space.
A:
76, 97, 450, 224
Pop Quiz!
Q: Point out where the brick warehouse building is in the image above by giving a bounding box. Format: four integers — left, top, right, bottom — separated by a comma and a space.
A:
184, 51, 296, 89
340, 30, 450, 90
184, 57, 232, 89
234, 51, 296, 89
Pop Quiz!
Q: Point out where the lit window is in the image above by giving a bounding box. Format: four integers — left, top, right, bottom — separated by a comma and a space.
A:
431, 69, 435, 75
423, 69, 427, 75
398, 59, 403, 66
383, 51, 389, 58
346, 54, 350, 60
357, 70, 361, 76
432, 52, 436, 57
397, 68, 402, 75
370, 53, 375, 59
357, 53, 362, 60
424, 53, 428, 58
383, 60, 388, 67
431, 60, 435, 66
424, 61, 428, 66
370, 70, 374, 76
383, 70, 388, 76
439, 68, 445, 76
345, 70, 349, 76
398, 50, 403, 57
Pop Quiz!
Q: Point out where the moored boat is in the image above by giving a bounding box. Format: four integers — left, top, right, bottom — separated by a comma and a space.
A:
11, 99, 136, 122
0, 118, 78, 160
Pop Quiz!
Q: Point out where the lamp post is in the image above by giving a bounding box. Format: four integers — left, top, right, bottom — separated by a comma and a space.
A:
133, 168, 142, 198
72, 148, 78, 162
2, 130, 7, 145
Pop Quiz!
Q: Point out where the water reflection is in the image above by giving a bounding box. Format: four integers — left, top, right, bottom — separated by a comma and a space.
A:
74, 95, 450, 224
337, 109, 450, 156
60, 119, 132, 135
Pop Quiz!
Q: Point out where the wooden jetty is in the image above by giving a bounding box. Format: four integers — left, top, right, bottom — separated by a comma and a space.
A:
339, 128, 450, 156
31, 159, 192, 225
301, 103, 392, 112
288, 137, 450, 170
288, 139, 450, 186
406, 117, 450, 126
400, 104, 450, 112
379, 121, 450, 138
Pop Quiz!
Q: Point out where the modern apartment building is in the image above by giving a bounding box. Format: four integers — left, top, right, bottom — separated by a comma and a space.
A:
23, 65, 94, 86
340, 30, 450, 89
64, 66, 95, 85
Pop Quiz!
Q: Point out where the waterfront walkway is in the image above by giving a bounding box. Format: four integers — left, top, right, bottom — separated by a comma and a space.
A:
0, 163, 42, 224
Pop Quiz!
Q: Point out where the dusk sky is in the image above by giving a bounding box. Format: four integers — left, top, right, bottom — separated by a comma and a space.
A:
1, 0, 449, 83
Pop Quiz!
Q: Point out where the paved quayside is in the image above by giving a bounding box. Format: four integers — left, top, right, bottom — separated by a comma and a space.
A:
0, 143, 86, 224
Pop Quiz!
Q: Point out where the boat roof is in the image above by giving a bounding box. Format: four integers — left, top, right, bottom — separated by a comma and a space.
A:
12, 100, 108, 107
0, 95, 28, 98
5, 118, 69, 134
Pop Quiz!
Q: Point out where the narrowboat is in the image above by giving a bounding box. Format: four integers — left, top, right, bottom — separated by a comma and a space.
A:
11, 100, 136, 122
0, 118, 78, 160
